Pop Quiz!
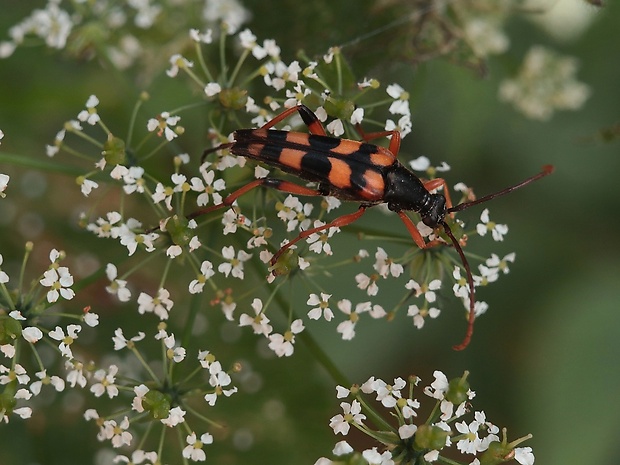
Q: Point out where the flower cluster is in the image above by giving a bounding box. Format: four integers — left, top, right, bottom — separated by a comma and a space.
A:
405, 0, 515, 72
0, 0, 250, 72
499, 45, 591, 120
0, 245, 90, 423
82, 328, 236, 463
34, 21, 526, 365
0, 1, 568, 461
404, 1, 590, 119
317, 371, 534, 465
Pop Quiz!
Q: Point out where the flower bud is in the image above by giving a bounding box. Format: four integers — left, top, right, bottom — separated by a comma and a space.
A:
102, 135, 126, 166
142, 390, 171, 420
445, 372, 470, 405
414, 424, 449, 451
0, 318, 22, 344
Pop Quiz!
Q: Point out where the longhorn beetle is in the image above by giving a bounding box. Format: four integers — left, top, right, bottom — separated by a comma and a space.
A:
189, 104, 553, 350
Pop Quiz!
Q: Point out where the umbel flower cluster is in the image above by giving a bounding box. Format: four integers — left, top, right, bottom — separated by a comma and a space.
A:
0, 0, 592, 463
318, 371, 534, 465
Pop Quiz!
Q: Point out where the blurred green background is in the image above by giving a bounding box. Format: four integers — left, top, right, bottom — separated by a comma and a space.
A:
1, 1, 619, 464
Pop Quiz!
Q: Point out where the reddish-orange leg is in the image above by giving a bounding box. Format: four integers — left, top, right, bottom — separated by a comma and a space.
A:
187, 178, 325, 220
269, 206, 368, 265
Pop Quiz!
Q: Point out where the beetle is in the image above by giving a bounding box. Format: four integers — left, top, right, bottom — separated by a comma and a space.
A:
189, 104, 553, 350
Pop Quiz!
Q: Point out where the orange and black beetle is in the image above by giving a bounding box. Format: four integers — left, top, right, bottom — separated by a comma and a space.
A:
190, 104, 553, 350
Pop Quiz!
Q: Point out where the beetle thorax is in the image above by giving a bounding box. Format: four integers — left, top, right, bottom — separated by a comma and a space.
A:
384, 166, 447, 227
420, 193, 446, 228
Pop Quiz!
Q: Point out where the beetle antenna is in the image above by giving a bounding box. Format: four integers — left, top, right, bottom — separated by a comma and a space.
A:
441, 221, 476, 351
442, 164, 554, 349
201, 142, 233, 164
447, 165, 554, 214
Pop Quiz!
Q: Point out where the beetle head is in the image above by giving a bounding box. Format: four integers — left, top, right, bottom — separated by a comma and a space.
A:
421, 193, 447, 228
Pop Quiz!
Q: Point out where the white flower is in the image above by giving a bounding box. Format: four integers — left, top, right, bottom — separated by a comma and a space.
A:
105, 263, 131, 302
147, 112, 181, 141
78, 177, 99, 196
189, 261, 215, 294
86, 211, 122, 238
22, 326, 43, 343
117, 220, 158, 256
424, 371, 449, 400
407, 305, 440, 329
369, 377, 406, 408
239, 298, 272, 335
152, 182, 174, 210
131, 384, 149, 413
464, 18, 509, 57
326, 119, 344, 137
476, 208, 508, 241
30, 369, 65, 395
101, 417, 132, 448
204, 361, 237, 405
91, 365, 119, 398
0, 253, 9, 282
203, 0, 250, 34
277, 195, 313, 232
363, 447, 395, 465
218, 246, 251, 279
485, 252, 515, 274
162, 332, 186, 363
329, 400, 365, 435
0, 363, 29, 384
190, 169, 226, 207
267, 319, 304, 357
182, 432, 213, 461
0, 173, 9, 197
307, 293, 334, 321
17, 3, 73, 50
137, 288, 173, 320
306, 220, 339, 255
40, 267, 75, 303
515, 447, 535, 465
221, 209, 251, 235
190, 28, 213, 44
373, 247, 403, 278
387, 83, 411, 116
408, 156, 450, 173
239, 28, 257, 50
385, 114, 412, 138
399, 424, 417, 440
161, 406, 186, 427
65, 360, 87, 388
452, 266, 470, 299
166, 53, 193, 77
121, 166, 145, 194
350, 107, 364, 125
204, 82, 222, 97
406, 279, 441, 302
336, 300, 371, 340
83, 310, 99, 327
112, 328, 145, 351
77, 95, 100, 125
48, 324, 81, 358
355, 273, 379, 296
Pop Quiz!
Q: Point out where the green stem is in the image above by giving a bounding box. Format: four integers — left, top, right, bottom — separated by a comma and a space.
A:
0, 153, 84, 177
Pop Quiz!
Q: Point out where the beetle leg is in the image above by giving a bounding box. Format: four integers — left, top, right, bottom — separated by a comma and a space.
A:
261, 104, 327, 136
395, 211, 429, 249
187, 178, 324, 220
354, 124, 402, 156
270, 206, 368, 265
423, 178, 454, 211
